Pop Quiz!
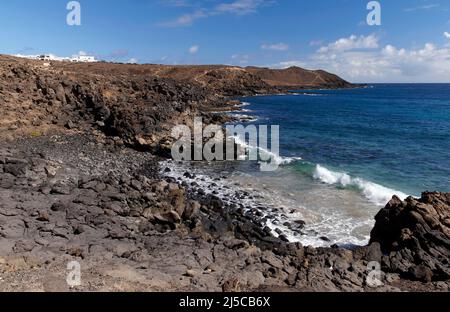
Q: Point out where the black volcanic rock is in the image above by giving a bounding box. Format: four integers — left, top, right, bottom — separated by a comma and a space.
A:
370, 193, 450, 282
0, 54, 355, 150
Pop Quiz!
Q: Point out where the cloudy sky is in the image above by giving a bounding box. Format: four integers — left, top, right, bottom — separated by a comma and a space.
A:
1, 0, 450, 82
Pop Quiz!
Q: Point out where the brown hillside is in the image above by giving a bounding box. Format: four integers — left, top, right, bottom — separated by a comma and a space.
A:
246, 66, 352, 89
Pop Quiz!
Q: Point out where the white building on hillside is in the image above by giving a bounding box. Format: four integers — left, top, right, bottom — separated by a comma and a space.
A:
38, 54, 55, 61
13, 53, 97, 63
70, 55, 96, 63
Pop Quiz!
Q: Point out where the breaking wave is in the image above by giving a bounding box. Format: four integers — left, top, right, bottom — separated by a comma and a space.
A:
231, 135, 302, 165
312, 164, 409, 206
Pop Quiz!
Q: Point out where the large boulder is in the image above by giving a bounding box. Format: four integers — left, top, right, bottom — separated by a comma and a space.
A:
370, 192, 450, 282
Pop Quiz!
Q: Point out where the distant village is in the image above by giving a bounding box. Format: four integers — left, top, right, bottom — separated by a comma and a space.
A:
14, 53, 97, 63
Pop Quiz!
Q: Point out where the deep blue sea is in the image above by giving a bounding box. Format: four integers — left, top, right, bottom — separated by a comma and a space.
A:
228, 84, 450, 246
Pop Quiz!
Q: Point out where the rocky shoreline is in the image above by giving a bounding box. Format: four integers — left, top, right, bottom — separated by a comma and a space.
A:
1, 55, 449, 292
1, 133, 449, 292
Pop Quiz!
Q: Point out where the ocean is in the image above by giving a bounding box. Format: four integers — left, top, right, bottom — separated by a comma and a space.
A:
233, 84, 450, 244
164, 84, 450, 247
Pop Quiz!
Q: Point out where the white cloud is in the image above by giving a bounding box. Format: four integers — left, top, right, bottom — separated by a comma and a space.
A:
127, 58, 138, 64
444, 32, 450, 39
308, 38, 450, 82
318, 34, 379, 53
158, 10, 206, 27
158, 0, 273, 27
382, 44, 406, 56
261, 43, 289, 51
272, 34, 450, 83
216, 0, 267, 15
189, 45, 199, 54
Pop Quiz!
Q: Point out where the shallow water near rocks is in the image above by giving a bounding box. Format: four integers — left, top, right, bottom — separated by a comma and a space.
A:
165, 84, 450, 247
161, 160, 376, 247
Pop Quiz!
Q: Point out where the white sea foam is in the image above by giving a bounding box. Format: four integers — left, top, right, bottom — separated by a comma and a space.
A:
313, 164, 409, 206
160, 160, 377, 248
301, 93, 325, 97
231, 135, 302, 165
272, 92, 325, 97
229, 114, 258, 122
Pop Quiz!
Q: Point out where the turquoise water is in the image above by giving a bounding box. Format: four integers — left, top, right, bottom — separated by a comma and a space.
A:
225, 84, 450, 245
239, 84, 450, 198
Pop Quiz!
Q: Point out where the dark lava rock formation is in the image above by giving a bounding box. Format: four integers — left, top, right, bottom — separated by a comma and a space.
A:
370, 193, 450, 282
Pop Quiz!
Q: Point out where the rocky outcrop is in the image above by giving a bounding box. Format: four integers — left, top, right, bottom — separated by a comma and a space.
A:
0, 55, 234, 152
245, 66, 353, 89
0, 55, 356, 153
146, 65, 354, 92
370, 193, 450, 282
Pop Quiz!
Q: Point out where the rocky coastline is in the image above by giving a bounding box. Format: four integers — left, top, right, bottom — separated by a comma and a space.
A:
0, 55, 449, 292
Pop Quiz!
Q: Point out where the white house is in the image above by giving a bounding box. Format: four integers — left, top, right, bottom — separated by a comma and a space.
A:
13, 53, 96, 63
70, 55, 97, 63
38, 54, 53, 61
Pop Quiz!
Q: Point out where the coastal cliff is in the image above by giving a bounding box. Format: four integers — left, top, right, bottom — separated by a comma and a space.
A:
0, 55, 448, 292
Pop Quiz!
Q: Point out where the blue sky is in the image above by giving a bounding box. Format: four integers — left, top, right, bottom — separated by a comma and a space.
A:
1, 0, 450, 82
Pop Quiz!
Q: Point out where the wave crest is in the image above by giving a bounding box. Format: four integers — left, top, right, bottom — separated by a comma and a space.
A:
313, 164, 409, 206
231, 136, 302, 166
